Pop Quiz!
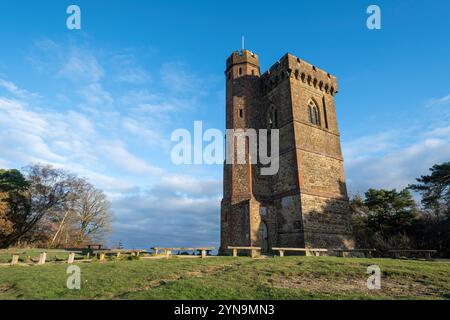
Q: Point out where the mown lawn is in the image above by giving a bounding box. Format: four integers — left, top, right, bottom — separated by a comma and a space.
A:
0, 255, 449, 300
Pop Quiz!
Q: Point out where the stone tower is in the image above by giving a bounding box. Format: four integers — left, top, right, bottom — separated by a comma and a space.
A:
220, 50, 354, 254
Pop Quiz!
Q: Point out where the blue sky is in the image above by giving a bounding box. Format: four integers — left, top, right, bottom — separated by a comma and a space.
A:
0, 0, 449, 249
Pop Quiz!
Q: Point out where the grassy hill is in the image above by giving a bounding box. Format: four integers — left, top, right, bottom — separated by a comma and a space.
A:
1, 255, 450, 300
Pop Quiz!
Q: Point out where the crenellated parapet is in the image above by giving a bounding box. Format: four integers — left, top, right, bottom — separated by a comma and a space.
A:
226, 50, 260, 73
261, 53, 338, 97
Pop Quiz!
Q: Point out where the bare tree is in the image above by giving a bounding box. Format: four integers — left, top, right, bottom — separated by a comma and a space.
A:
72, 183, 112, 245
1, 164, 113, 248
49, 178, 85, 247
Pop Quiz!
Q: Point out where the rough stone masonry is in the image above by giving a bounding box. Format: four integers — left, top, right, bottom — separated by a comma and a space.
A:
220, 50, 355, 254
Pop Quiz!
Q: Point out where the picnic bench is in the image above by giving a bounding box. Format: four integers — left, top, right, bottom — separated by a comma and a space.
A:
90, 249, 148, 261
227, 246, 261, 258
151, 247, 214, 258
389, 250, 437, 260
333, 249, 376, 258
87, 244, 103, 250
272, 247, 328, 257
82, 244, 109, 258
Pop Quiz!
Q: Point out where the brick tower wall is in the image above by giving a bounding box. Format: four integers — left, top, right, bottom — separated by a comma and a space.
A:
220, 50, 354, 254
285, 54, 354, 249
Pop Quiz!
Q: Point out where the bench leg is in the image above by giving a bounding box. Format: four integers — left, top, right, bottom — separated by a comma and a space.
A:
38, 252, 47, 265
99, 253, 106, 261
425, 252, 431, 260
250, 249, 258, 258
279, 250, 284, 257
201, 250, 206, 258
232, 249, 237, 257
11, 254, 19, 266
68, 253, 75, 264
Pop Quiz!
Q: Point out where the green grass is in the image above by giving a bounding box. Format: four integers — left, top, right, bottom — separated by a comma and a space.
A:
0, 255, 449, 300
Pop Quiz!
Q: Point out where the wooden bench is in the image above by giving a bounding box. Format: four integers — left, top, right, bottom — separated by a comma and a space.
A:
151, 247, 214, 258
82, 245, 105, 257
272, 247, 328, 257
389, 250, 437, 260
6, 250, 85, 266
104, 249, 148, 258
333, 249, 376, 258
87, 244, 103, 250
35, 251, 83, 264
227, 246, 261, 258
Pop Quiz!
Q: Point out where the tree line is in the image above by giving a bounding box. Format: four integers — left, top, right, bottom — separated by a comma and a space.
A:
0, 164, 112, 249
351, 162, 450, 257
1, 162, 448, 254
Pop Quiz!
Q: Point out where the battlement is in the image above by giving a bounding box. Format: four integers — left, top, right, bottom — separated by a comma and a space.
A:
261, 53, 338, 96
226, 50, 260, 72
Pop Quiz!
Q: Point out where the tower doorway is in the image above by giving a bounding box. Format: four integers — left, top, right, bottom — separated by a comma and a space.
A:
259, 222, 269, 253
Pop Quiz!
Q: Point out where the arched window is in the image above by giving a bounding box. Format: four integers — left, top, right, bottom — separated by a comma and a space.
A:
308, 100, 321, 126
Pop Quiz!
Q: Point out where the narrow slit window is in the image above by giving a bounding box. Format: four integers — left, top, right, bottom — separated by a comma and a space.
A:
268, 107, 278, 128
239, 109, 243, 118
322, 96, 329, 129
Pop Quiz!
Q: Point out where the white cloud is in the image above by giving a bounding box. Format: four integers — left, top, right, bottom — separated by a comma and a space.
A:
58, 48, 104, 83
111, 53, 151, 84
343, 131, 399, 163
160, 62, 217, 96
110, 176, 221, 248
117, 67, 150, 84
0, 85, 162, 190
345, 125, 450, 195
121, 117, 167, 147
99, 142, 164, 177
158, 175, 221, 198
78, 83, 114, 110
0, 79, 39, 99
4, 39, 224, 248
426, 94, 450, 108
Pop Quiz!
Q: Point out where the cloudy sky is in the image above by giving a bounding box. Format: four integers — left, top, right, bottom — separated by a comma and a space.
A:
0, 1, 449, 248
